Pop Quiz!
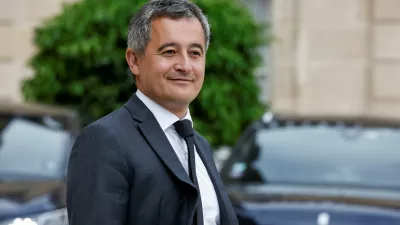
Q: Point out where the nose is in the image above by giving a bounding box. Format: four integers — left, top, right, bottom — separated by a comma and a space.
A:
174, 54, 192, 74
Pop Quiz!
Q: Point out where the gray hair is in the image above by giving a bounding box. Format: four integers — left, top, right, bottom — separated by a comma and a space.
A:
127, 0, 210, 56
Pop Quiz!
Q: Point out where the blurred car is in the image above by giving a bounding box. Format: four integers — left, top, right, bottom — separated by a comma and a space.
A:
0, 100, 79, 225
220, 112, 400, 225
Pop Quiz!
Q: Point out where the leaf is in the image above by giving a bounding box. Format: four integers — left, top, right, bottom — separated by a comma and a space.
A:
22, 0, 270, 149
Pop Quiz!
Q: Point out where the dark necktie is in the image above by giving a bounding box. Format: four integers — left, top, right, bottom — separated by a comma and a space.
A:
174, 119, 204, 225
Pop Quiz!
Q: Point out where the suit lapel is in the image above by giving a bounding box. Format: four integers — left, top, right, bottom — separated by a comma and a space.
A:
193, 134, 230, 225
124, 94, 195, 189
124, 94, 234, 224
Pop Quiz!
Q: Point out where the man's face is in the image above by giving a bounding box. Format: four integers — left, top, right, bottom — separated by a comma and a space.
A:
126, 17, 206, 113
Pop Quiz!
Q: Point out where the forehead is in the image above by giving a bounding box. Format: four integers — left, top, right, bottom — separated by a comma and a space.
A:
149, 17, 205, 48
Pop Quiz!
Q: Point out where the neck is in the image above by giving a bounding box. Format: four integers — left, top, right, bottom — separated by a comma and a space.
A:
160, 102, 188, 119
137, 88, 189, 119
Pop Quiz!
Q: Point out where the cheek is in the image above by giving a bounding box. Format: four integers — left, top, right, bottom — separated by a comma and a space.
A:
141, 60, 172, 89
153, 58, 175, 76
192, 62, 205, 81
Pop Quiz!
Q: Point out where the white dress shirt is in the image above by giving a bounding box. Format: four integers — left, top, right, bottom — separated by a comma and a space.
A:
136, 90, 220, 225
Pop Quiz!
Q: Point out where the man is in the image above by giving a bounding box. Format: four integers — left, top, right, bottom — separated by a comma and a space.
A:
66, 0, 239, 225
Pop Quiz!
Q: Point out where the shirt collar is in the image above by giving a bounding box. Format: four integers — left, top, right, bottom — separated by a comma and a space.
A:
136, 89, 193, 131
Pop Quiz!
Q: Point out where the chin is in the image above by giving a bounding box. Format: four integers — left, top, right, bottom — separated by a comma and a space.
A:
170, 87, 197, 97
167, 94, 196, 105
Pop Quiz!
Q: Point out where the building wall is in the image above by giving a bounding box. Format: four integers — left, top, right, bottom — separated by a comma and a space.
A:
244, 0, 272, 103
0, 0, 77, 102
270, 0, 400, 120
0, 0, 272, 104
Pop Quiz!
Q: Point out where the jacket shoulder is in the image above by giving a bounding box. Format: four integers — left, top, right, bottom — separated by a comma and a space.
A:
85, 106, 133, 130
71, 106, 133, 157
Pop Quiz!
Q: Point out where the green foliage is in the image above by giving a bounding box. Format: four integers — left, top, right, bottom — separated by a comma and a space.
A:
22, 0, 269, 148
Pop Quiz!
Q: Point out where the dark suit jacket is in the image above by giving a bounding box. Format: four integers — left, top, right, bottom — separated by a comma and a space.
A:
66, 94, 238, 225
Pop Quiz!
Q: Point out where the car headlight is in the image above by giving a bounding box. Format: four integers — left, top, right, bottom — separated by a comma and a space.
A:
1, 208, 68, 225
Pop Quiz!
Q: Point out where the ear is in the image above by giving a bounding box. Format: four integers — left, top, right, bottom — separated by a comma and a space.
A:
126, 48, 140, 76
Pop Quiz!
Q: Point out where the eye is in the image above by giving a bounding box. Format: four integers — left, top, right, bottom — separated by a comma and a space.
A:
162, 50, 177, 56
190, 51, 202, 58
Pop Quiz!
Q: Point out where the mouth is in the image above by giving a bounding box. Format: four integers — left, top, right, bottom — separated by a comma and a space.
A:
168, 78, 193, 83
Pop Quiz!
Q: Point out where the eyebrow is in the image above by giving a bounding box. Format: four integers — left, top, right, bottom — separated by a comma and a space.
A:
156, 42, 204, 54
190, 43, 204, 54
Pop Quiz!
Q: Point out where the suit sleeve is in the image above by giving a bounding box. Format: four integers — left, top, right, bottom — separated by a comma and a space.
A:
66, 123, 131, 225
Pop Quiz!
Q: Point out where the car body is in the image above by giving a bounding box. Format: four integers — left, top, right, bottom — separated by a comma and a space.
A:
220, 112, 400, 225
0, 100, 79, 225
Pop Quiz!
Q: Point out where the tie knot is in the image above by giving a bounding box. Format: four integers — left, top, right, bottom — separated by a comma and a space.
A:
173, 119, 193, 139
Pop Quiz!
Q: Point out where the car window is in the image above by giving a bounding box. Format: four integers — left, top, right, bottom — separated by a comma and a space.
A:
0, 116, 72, 180
222, 124, 400, 189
